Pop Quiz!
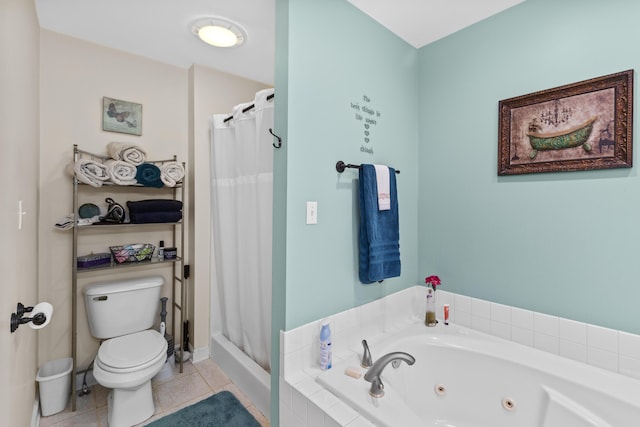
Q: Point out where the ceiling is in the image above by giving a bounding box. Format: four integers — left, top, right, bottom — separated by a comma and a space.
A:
35, 0, 524, 86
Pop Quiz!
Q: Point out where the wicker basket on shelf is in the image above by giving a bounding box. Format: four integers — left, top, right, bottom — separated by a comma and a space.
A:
109, 243, 155, 263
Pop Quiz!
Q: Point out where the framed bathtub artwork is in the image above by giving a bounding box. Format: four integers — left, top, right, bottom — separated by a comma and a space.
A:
498, 70, 633, 175
102, 97, 143, 136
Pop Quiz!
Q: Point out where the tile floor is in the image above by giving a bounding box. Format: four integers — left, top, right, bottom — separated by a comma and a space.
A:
39, 358, 270, 427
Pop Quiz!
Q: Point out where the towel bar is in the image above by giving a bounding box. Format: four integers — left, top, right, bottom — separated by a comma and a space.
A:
336, 160, 400, 174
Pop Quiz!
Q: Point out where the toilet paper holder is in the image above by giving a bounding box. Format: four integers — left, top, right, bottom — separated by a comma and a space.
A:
10, 302, 50, 333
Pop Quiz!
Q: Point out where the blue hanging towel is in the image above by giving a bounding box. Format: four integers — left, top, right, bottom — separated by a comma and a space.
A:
358, 164, 401, 284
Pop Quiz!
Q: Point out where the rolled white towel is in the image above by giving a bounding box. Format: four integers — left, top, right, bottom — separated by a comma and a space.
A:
160, 161, 185, 187
105, 159, 137, 185
67, 159, 110, 187
107, 141, 147, 165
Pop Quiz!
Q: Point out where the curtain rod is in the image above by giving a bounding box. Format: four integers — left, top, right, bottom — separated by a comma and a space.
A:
223, 93, 274, 123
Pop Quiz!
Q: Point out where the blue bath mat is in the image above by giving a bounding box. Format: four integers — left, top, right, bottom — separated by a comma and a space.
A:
147, 391, 261, 427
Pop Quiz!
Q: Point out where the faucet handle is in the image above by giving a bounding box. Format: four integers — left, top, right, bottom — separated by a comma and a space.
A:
361, 339, 372, 368
368, 376, 384, 398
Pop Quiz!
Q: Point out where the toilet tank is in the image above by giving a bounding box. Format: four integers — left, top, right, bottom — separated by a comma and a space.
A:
84, 276, 164, 339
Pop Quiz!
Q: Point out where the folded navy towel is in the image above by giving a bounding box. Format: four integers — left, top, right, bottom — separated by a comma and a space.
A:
135, 163, 164, 188
129, 211, 183, 224
359, 164, 400, 284
127, 199, 183, 213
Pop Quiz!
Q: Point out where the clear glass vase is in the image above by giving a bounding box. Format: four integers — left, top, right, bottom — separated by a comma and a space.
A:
425, 287, 437, 327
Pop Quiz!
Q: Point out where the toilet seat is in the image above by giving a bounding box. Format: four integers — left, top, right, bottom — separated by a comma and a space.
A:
97, 330, 166, 374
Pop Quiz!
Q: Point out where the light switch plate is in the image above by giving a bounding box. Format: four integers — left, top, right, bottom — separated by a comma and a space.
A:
306, 201, 318, 224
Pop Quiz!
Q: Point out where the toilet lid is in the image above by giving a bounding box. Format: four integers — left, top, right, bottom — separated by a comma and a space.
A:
98, 330, 167, 373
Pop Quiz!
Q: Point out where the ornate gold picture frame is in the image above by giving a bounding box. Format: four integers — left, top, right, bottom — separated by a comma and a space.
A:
498, 70, 633, 175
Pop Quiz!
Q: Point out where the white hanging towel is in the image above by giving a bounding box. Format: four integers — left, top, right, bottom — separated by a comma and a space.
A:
373, 164, 391, 211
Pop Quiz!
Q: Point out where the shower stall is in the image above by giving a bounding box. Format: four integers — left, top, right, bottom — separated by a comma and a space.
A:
209, 88, 274, 418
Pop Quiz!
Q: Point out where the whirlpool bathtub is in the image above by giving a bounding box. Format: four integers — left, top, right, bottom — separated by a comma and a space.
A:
316, 322, 640, 427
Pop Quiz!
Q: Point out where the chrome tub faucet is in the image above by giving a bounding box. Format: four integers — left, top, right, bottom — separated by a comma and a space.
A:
363, 352, 415, 398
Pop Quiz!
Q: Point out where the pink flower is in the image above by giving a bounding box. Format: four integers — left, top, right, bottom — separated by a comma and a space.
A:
425, 275, 441, 290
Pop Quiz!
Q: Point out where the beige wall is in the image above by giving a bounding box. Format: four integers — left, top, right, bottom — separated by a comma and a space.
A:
38, 29, 189, 370
1, 0, 41, 424
38, 29, 268, 379
0, 17, 271, 422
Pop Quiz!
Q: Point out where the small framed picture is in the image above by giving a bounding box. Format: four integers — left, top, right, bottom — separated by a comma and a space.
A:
102, 97, 142, 136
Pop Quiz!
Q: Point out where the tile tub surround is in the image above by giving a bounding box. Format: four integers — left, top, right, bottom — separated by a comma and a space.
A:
279, 285, 640, 427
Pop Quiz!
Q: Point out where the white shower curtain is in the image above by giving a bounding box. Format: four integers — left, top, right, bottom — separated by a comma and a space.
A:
210, 89, 274, 371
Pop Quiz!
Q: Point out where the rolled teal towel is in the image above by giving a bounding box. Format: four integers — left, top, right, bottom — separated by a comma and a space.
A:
135, 163, 164, 188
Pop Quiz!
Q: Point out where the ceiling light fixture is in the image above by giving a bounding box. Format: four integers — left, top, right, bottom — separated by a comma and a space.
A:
191, 17, 247, 48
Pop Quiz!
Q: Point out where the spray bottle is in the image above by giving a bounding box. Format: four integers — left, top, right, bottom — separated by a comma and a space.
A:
319, 320, 332, 370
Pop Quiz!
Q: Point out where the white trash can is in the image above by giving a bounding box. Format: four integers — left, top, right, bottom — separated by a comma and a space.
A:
36, 357, 73, 416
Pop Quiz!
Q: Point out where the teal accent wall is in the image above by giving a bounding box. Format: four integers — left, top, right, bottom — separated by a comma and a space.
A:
271, 0, 289, 423
276, 0, 419, 332
418, 0, 640, 334
272, 1, 418, 421
274, 0, 640, 423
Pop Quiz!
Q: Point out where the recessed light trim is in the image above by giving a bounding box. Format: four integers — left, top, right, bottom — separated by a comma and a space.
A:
191, 17, 247, 48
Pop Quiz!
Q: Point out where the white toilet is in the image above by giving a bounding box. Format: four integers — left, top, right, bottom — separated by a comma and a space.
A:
84, 276, 167, 427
